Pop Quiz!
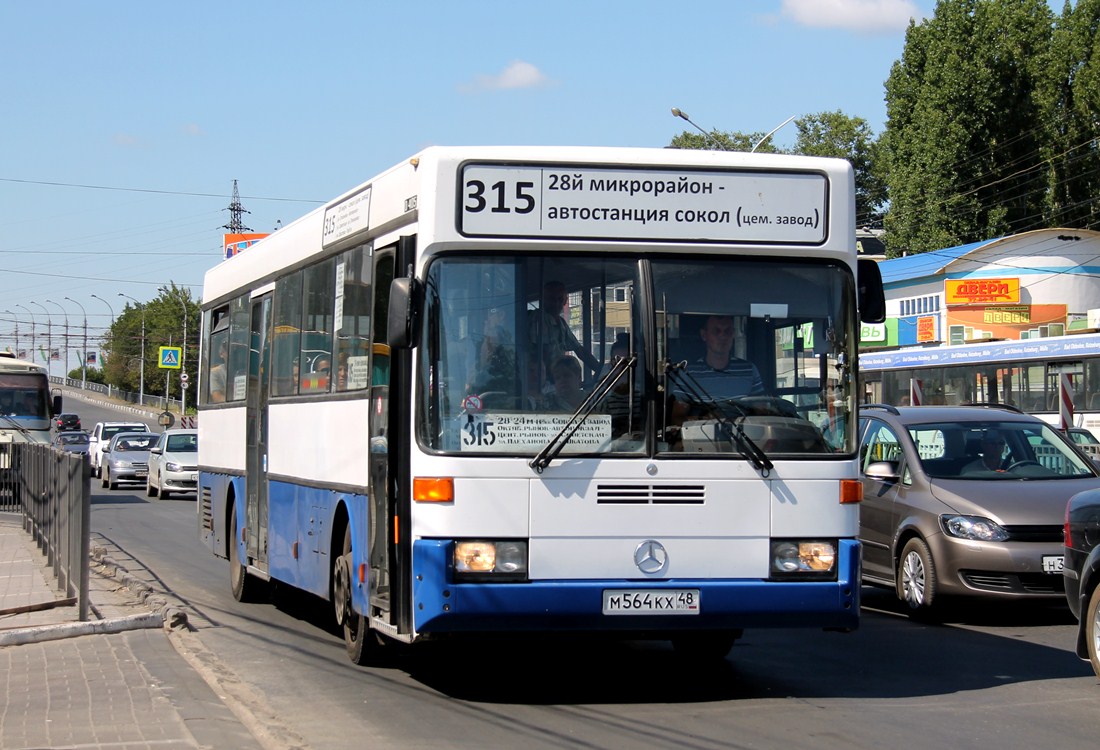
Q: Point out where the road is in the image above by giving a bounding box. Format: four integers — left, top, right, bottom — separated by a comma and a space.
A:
71, 397, 1099, 749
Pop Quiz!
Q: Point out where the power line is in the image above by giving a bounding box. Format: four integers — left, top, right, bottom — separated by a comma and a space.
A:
0, 176, 323, 204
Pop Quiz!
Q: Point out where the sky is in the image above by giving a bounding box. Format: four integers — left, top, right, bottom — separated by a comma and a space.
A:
1, 0, 939, 376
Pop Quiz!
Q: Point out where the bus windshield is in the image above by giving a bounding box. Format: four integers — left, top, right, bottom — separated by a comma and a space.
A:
421, 253, 856, 457
0, 373, 49, 419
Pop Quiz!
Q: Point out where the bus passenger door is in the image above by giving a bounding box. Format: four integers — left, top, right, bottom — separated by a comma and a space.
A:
246, 294, 272, 573
368, 249, 395, 626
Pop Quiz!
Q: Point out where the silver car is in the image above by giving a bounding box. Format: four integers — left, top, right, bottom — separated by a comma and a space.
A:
100, 432, 157, 491
146, 429, 198, 499
858, 404, 1100, 617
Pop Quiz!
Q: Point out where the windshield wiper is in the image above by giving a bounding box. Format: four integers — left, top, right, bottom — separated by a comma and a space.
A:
664, 360, 773, 475
530, 355, 636, 474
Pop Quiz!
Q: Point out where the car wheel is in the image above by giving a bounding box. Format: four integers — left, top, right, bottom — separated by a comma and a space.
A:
101, 468, 109, 489
108, 470, 118, 491
897, 537, 938, 616
147, 477, 158, 498
1086, 584, 1100, 678
229, 504, 262, 602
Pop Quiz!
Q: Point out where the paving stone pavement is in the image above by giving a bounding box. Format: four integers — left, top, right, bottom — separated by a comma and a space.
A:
0, 513, 269, 750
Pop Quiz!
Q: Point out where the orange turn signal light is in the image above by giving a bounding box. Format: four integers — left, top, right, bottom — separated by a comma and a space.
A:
839, 479, 862, 504
414, 477, 454, 503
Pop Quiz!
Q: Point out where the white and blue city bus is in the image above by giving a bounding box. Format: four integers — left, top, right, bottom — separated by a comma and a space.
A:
0, 352, 61, 497
197, 146, 885, 664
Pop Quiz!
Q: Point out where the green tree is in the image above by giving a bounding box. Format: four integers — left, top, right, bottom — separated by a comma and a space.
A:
882, 0, 1054, 255
793, 111, 887, 228
1038, 0, 1100, 230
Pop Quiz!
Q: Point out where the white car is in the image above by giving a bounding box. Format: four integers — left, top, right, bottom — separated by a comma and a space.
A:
146, 429, 198, 499
88, 421, 151, 478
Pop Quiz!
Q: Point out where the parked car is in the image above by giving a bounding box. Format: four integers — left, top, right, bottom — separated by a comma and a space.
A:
1065, 427, 1100, 457
858, 404, 1100, 617
52, 430, 89, 455
54, 413, 81, 432
1064, 488, 1100, 676
89, 421, 151, 478
146, 429, 198, 499
100, 432, 157, 490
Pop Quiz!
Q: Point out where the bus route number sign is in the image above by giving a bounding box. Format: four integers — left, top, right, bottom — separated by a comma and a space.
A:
459, 163, 828, 244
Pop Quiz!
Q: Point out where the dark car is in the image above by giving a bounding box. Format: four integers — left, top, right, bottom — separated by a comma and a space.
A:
1064, 489, 1100, 677
858, 404, 1100, 617
54, 413, 81, 431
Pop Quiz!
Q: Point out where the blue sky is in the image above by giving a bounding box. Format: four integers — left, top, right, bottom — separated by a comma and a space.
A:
1, 0, 936, 373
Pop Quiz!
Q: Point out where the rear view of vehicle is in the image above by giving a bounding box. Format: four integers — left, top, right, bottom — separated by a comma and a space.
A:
859, 405, 1098, 616
1064, 488, 1100, 677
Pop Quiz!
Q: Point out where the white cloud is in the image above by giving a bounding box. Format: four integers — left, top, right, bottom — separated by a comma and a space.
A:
465, 60, 551, 92
781, 0, 924, 33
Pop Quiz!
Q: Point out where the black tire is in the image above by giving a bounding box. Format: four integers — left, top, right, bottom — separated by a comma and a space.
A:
897, 537, 938, 616
229, 504, 260, 602
101, 468, 110, 490
672, 630, 741, 660
108, 470, 118, 491
1085, 583, 1100, 679
335, 525, 379, 666
146, 478, 158, 498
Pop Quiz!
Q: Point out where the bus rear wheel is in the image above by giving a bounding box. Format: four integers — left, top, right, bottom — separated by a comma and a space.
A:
336, 526, 378, 666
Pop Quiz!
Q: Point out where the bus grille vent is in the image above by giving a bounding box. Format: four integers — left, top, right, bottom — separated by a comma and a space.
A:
596, 484, 706, 504
200, 487, 213, 530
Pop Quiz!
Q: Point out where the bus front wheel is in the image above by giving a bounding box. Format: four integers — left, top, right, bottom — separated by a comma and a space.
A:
336, 526, 379, 666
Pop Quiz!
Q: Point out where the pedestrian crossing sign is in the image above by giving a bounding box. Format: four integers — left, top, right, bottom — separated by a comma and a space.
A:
158, 346, 182, 369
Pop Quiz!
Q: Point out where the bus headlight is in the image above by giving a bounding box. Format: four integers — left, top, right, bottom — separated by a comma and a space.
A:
771, 540, 838, 577
453, 540, 528, 580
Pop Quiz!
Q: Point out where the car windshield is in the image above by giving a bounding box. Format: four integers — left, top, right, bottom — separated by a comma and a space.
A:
115, 435, 155, 451
104, 425, 144, 440
166, 435, 197, 452
59, 433, 88, 445
908, 420, 1096, 479
420, 253, 856, 459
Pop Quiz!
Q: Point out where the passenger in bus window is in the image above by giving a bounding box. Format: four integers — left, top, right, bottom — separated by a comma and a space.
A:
469, 317, 515, 397
529, 281, 599, 379
209, 340, 228, 403
20, 393, 39, 416
544, 355, 585, 411
671, 314, 765, 421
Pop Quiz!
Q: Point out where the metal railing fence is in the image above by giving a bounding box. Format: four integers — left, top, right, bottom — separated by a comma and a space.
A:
12, 442, 91, 620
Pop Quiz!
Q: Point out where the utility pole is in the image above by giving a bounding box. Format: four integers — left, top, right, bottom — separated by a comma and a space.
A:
222, 179, 252, 233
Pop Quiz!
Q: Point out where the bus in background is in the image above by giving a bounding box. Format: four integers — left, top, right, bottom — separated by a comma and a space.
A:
0, 352, 61, 489
860, 333, 1100, 437
197, 146, 885, 664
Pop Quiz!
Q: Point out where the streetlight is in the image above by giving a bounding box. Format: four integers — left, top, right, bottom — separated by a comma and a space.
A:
29, 302, 52, 376
2, 310, 17, 355
751, 114, 797, 153
118, 293, 145, 406
44, 299, 68, 381
15, 304, 35, 363
671, 107, 723, 150
90, 294, 114, 368
160, 286, 189, 415
64, 297, 87, 389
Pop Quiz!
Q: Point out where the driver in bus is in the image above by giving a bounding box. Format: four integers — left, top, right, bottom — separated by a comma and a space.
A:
670, 314, 765, 423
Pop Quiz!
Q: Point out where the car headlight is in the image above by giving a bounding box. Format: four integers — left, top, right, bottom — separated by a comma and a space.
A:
941, 515, 1009, 542
453, 540, 528, 581
770, 539, 838, 577
166, 462, 182, 472
116, 460, 132, 469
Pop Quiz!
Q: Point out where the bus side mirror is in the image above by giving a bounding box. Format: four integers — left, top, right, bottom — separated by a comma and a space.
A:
858, 258, 886, 324
387, 276, 422, 349
51, 391, 62, 417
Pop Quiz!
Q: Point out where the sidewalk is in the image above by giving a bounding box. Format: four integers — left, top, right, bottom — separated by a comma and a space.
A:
0, 513, 268, 750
